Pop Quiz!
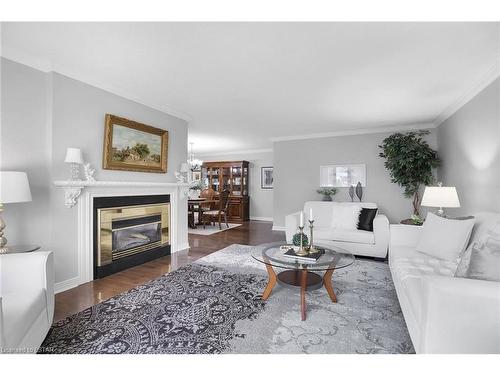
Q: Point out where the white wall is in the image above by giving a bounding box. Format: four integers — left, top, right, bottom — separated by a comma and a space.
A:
1, 58, 52, 250
273, 130, 438, 227
437, 78, 500, 216
198, 151, 274, 220
1, 58, 189, 285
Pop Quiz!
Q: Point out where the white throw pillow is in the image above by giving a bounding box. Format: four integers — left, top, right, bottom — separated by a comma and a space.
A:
331, 205, 362, 230
416, 212, 475, 263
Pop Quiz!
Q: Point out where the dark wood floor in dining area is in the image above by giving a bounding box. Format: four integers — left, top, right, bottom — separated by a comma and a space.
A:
53, 220, 285, 322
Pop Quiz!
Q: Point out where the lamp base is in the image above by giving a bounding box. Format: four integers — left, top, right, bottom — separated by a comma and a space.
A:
436, 208, 446, 217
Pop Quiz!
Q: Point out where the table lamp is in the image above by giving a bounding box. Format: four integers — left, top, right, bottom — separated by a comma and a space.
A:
64, 147, 84, 180
0, 171, 32, 253
421, 182, 460, 217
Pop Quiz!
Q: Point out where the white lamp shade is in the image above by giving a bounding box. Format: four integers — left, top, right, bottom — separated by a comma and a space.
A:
64, 148, 84, 164
421, 186, 460, 208
0, 171, 32, 204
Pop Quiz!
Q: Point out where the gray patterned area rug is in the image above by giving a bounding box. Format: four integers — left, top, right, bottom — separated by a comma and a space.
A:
39, 244, 414, 354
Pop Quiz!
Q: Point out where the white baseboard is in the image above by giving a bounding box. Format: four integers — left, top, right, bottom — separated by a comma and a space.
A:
250, 216, 273, 222
55, 276, 81, 294
272, 225, 285, 231
175, 242, 191, 252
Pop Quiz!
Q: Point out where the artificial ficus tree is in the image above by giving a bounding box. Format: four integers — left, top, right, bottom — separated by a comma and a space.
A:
379, 130, 440, 216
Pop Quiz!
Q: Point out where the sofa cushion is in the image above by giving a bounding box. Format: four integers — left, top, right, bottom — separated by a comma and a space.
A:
331, 205, 362, 230
465, 222, 500, 282
416, 212, 475, 264
358, 208, 378, 231
331, 229, 375, 244
391, 256, 457, 281
1, 289, 47, 348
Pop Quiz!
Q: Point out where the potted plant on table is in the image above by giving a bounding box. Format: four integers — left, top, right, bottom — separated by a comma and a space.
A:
316, 187, 337, 201
379, 130, 440, 224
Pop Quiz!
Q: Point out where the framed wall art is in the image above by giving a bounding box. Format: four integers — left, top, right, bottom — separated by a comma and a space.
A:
103, 114, 169, 173
261, 166, 274, 189
319, 164, 366, 187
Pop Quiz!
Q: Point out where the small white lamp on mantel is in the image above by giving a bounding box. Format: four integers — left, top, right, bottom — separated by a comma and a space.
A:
0, 171, 32, 253
64, 147, 84, 181
421, 182, 460, 217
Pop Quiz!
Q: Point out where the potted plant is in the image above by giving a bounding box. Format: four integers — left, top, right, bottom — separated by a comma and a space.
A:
379, 130, 440, 220
316, 187, 337, 201
189, 179, 207, 199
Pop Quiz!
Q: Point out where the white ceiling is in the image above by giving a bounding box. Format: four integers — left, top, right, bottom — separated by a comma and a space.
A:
2, 22, 499, 154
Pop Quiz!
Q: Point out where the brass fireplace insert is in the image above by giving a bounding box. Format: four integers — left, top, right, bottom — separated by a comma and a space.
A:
97, 202, 170, 267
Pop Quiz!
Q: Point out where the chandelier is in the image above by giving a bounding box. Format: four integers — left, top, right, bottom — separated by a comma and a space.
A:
188, 142, 203, 170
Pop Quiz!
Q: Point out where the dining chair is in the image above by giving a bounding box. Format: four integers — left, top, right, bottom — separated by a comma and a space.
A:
201, 189, 231, 230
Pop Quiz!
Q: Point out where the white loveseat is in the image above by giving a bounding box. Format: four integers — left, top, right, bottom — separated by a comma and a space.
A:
285, 201, 390, 258
389, 213, 500, 354
0, 251, 54, 353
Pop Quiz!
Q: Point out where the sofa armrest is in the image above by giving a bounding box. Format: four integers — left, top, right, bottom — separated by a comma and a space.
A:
0, 251, 54, 325
419, 275, 500, 353
390, 224, 422, 248
285, 211, 301, 242
0, 296, 4, 348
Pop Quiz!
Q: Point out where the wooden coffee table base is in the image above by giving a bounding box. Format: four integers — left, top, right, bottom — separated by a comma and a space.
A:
261, 265, 337, 321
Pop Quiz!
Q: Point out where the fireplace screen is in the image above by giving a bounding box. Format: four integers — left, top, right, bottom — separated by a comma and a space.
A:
97, 203, 169, 266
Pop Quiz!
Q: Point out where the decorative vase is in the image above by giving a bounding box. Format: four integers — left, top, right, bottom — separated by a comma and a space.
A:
349, 185, 355, 202
355, 182, 363, 202
292, 232, 309, 247
322, 195, 332, 201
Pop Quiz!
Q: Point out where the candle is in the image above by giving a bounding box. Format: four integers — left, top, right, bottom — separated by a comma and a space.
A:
309, 208, 313, 221
299, 211, 304, 227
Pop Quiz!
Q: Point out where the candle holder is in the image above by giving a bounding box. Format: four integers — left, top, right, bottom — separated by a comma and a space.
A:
295, 225, 309, 256
308, 219, 319, 254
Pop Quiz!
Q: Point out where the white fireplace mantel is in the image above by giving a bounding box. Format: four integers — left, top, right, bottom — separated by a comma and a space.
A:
52, 180, 190, 292
54, 180, 190, 208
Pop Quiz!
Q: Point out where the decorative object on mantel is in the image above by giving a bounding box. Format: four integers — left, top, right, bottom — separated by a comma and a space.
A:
103, 114, 168, 173
83, 163, 96, 182
320, 164, 366, 187
348, 185, 355, 202
421, 182, 460, 217
64, 147, 84, 181
379, 130, 439, 217
0, 171, 32, 253
53, 180, 190, 208
355, 181, 363, 202
175, 163, 189, 184
316, 187, 337, 201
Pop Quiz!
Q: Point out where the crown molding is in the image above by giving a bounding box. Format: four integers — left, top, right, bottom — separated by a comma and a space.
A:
198, 148, 273, 157
1, 48, 193, 123
434, 62, 500, 126
270, 122, 435, 143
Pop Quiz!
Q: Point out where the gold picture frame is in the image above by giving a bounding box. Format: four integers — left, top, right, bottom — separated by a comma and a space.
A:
103, 114, 168, 173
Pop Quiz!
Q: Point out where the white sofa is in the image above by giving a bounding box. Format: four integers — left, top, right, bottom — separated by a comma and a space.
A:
389, 213, 500, 354
0, 251, 54, 353
285, 201, 390, 258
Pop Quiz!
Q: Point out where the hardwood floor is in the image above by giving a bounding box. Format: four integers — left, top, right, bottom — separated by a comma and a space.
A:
53, 220, 284, 322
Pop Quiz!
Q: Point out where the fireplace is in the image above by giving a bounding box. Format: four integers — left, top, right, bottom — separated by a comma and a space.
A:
93, 194, 170, 278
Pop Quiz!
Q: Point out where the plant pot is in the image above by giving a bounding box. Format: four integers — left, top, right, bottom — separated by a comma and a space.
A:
322, 195, 332, 201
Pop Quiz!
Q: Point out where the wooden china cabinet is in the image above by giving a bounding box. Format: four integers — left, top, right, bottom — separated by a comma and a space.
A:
201, 161, 249, 222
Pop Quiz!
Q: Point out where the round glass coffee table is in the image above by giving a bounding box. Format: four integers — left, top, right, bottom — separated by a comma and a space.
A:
252, 241, 355, 321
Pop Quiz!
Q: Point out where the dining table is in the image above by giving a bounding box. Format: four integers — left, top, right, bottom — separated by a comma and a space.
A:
188, 198, 218, 229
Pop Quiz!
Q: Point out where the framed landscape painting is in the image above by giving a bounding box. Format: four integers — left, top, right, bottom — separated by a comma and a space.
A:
103, 114, 169, 173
